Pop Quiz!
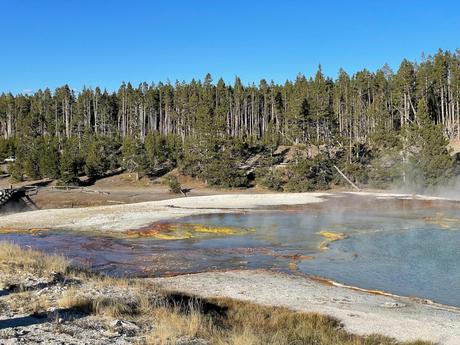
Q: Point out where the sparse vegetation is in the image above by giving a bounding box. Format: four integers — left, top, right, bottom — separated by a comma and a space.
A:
0, 242, 68, 276
0, 241, 433, 345
57, 288, 93, 314
166, 175, 182, 194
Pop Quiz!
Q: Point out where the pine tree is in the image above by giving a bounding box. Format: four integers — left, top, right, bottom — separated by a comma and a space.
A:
85, 138, 106, 178
2, 50, 460, 191
23, 138, 41, 179
121, 136, 147, 178
407, 100, 454, 189
60, 140, 79, 185
39, 137, 60, 179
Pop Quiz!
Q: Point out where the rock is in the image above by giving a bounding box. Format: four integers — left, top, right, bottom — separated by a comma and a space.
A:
110, 319, 140, 331
176, 338, 209, 345
382, 302, 406, 308
50, 272, 65, 284
37, 288, 48, 295
110, 319, 123, 328
15, 329, 29, 336
102, 330, 120, 338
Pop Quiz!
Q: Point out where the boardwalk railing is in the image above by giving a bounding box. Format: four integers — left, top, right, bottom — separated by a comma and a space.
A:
0, 186, 40, 209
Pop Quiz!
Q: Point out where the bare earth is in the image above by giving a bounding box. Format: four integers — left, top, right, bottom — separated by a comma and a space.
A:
0, 192, 328, 231
1, 190, 460, 344
0, 172, 273, 209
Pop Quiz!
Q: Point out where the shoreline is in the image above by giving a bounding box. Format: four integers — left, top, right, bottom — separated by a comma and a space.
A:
153, 269, 460, 345
305, 273, 460, 312
0, 192, 329, 231
1, 191, 460, 343
0, 242, 436, 345
0, 191, 453, 232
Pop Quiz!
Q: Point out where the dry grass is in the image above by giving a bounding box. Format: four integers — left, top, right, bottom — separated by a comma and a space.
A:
148, 306, 213, 344
6, 291, 50, 314
145, 296, 433, 345
0, 241, 67, 275
92, 296, 136, 318
0, 241, 433, 345
57, 288, 93, 313
58, 289, 137, 318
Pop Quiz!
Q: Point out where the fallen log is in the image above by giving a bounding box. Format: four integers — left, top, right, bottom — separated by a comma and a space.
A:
333, 165, 360, 191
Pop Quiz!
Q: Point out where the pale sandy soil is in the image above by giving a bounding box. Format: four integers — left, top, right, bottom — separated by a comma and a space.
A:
2, 191, 459, 344
155, 270, 460, 345
0, 191, 451, 232
0, 192, 328, 231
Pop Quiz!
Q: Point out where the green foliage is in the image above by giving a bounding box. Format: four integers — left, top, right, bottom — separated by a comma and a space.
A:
368, 125, 403, 188
255, 167, 284, 191
8, 137, 41, 180
370, 123, 401, 151
122, 136, 147, 175
368, 153, 402, 188
179, 136, 215, 178
202, 158, 248, 188
84, 137, 107, 178
257, 151, 335, 192
334, 143, 373, 187
406, 101, 454, 189
8, 161, 24, 182
0, 138, 15, 161
2, 50, 460, 191
0, 139, 7, 161
144, 133, 180, 176
181, 137, 250, 188
101, 136, 122, 170
39, 136, 60, 179
283, 153, 334, 192
22, 138, 41, 179
60, 139, 80, 185
260, 123, 281, 150
166, 175, 182, 194
24, 149, 41, 179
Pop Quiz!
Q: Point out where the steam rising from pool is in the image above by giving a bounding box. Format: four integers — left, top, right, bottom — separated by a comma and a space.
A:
1, 195, 459, 307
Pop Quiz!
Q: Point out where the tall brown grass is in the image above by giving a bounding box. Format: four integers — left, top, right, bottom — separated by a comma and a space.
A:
145, 296, 433, 345
0, 241, 67, 275
58, 289, 137, 318
0, 241, 433, 345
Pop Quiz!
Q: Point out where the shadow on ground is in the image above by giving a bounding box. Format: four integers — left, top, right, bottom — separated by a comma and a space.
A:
0, 309, 86, 330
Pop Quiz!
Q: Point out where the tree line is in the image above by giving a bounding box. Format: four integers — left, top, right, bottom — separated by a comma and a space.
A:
0, 49, 458, 192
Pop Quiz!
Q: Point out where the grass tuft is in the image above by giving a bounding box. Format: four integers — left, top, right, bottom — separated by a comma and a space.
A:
57, 288, 93, 313
0, 241, 68, 275
0, 241, 434, 345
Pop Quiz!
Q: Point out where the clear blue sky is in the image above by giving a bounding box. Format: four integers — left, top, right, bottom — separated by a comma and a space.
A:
1, 0, 459, 94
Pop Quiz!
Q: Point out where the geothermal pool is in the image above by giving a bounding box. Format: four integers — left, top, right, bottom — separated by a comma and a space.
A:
1, 194, 460, 307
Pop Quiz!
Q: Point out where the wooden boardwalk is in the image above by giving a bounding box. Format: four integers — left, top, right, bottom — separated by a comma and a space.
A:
0, 186, 39, 210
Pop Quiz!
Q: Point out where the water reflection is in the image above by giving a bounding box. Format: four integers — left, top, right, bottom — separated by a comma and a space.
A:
1, 195, 460, 306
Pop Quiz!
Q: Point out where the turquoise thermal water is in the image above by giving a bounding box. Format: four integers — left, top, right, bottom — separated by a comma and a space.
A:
1, 195, 459, 307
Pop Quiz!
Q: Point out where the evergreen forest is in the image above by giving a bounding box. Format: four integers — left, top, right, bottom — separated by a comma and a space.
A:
1, 50, 459, 192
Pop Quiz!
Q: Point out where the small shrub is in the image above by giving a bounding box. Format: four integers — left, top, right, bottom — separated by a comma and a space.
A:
167, 175, 182, 194
58, 289, 93, 313
8, 162, 24, 182
92, 296, 135, 317
202, 159, 249, 188
255, 167, 284, 191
